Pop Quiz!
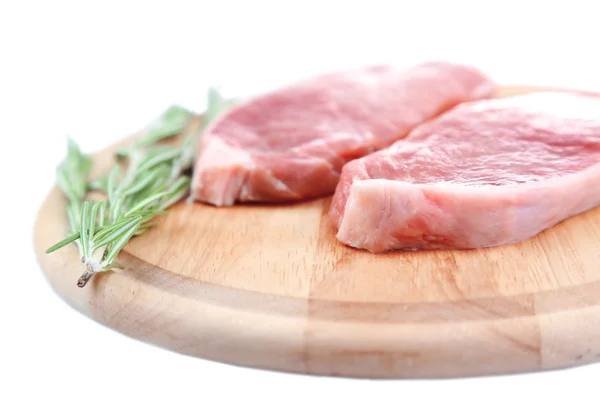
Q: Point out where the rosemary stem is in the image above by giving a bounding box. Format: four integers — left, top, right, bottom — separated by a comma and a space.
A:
77, 270, 94, 288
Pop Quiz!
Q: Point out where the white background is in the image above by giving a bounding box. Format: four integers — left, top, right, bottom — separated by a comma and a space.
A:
3, 0, 600, 399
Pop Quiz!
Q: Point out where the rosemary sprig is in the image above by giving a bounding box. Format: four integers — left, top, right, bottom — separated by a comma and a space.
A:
46, 88, 235, 287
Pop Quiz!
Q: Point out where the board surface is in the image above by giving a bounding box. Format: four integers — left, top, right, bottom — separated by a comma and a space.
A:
33, 86, 600, 378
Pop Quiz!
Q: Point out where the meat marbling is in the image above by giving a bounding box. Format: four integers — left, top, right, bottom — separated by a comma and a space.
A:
330, 91, 600, 252
191, 62, 494, 206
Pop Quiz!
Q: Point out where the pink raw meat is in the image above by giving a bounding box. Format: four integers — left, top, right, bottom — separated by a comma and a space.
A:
191, 62, 494, 206
330, 91, 600, 252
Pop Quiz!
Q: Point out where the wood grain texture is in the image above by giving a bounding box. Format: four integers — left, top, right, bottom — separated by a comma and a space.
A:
33, 86, 600, 378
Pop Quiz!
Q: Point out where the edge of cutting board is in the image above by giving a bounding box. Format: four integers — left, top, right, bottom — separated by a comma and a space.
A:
33, 85, 600, 379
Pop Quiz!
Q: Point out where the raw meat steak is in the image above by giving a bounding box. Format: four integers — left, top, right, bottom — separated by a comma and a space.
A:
191, 62, 494, 206
330, 91, 600, 252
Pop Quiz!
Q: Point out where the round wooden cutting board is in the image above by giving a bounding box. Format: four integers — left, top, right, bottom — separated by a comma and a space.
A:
33, 86, 600, 379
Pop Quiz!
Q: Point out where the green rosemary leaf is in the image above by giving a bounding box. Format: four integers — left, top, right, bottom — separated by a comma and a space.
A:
57, 138, 93, 202
45, 232, 81, 254
103, 220, 142, 265
135, 144, 175, 158
121, 164, 170, 197
79, 201, 91, 260
110, 197, 123, 223
67, 136, 84, 161
115, 106, 192, 157
128, 177, 169, 208
177, 138, 196, 171
134, 147, 182, 176
136, 209, 168, 224
133, 227, 149, 236
159, 176, 191, 210
106, 165, 121, 201
88, 201, 101, 240
170, 175, 192, 193
108, 262, 126, 270
139, 220, 159, 230
136, 105, 193, 147
93, 216, 142, 250
124, 192, 168, 216
88, 180, 104, 191
56, 171, 77, 202
98, 200, 106, 228
115, 147, 129, 157
133, 174, 169, 203
92, 215, 138, 244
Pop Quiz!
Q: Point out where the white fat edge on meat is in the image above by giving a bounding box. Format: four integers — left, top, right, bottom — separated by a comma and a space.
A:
338, 177, 398, 249
337, 179, 360, 243
189, 135, 255, 204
